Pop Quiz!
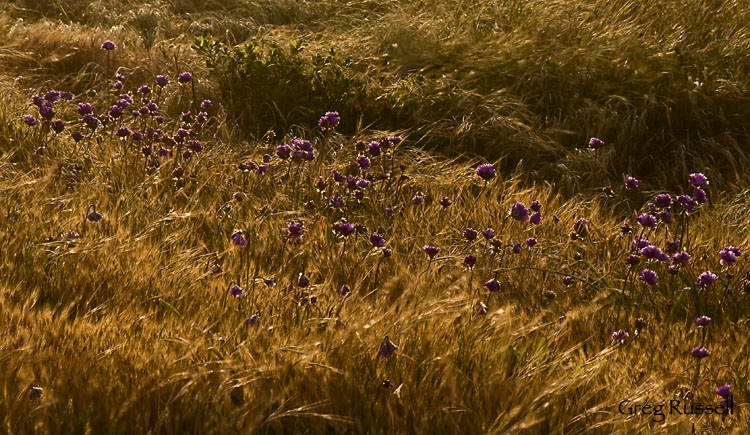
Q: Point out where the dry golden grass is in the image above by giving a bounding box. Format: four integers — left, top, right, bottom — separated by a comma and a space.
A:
1, 1, 750, 434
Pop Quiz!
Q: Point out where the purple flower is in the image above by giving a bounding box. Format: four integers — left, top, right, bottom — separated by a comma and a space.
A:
625, 176, 640, 189
155, 147, 170, 157
529, 212, 542, 225
245, 313, 261, 328
101, 40, 117, 50
512, 243, 522, 254
72, 130, 84, 142
186, 140, 203, 152
77, 102, 94, 115
483, 278, 500, 292
562, 275, 573, 286
51, 119, 65, 133
116, 126, 131, 138
588, 137, 604, 150
657, 210, 673, 225
481, 228, 495, 240
573, 218, 590, 236
672, 251, 691, 265
356, 155, 371, 171
654, 194, 672, 208
178, 72, 193, 83
525, 238, 537, 248
230, 285, 244, 298
287, 221, 304, 240
29, 387, 43, 400
109, 105, 123, 118
411, 193, 424, 205
384, 207, 393, 217
297, 273, 310, 288
138, 85, 152, 94
677, 195, 695, 214
625, 254, 641, 266
688, 173, 709, 187
39, 103, 54, 120
367, 141, 381, 157
638, 269, 658, 285
463, 254, 476, 268
44, 91, 60, 102
715, 384, 731, 398
335, 222, 356, 237
667, 265, 678, 275
620, 220, 632, 235
276, 144, 292, 159
31, 95, 44, 107
231, 231, 248, 248
641, 246, 668, 262
665, 240, 681, 255
423, 245, 440, 259
382, 247, 392, 258
23, 115, 39, 127
719, 246, 741, 267
636, 213, 657, 228
86, 210, 103, 222
262, 278, 275, 288
439, 196, 452, 208
113, 81, 123, 90
339, 285, 350, 297
463, 228, 478, 241
357, 179, 370, 189
370, 233, 385, 248
59, 91, 73, 101
201, 99, 212, 109
696, 271, 718, 288
612, 329, 629, 342
695, 316, 711, 327
510, 202, 529, 222
379, 336, 398, 358
330, 191, 344, 208
632, 237, 651, 250
209, 264, 222, 274
693, 187, 707, 204
318, 111, 340, 130
155, 75, 169, 87
475, 163, 496, 181
691, 346, 710, 359
530, 200, 541, 213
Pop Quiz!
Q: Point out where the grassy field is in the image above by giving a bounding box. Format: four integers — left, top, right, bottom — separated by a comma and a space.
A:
1, 1, 750, 433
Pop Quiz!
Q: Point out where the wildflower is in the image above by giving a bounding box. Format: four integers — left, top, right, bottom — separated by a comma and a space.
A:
693, 187, 707, 204
355, 140, 366, 151
620, 220, 632, 235
677, 195, 696, 214
463, 228, 478, 241
86, 210, 103, 222
330, 191, 344, 208
31, 95, 44, 107
138, 85, 152, 94
657, 210, 673, 225
691, 347, 711, 359
475, 301, 488, 316
423, 245, 440, 259
612, 330, 629, 343
475, 163, 496, 181
356, 179, 370, 189
116, 126, 131, 138
562, 275, 573, 286
356, 155, 370, 171
530, 212, 542, 225
641, 246, 669, 262
510, 202, 529, 222
39, 104, 54, 120
209, 264, 222, 274
632, 237, 651, 250
262, 278, 275, 288
276, 144, 292, 159
230, 285, 244, 298
384, 207, 394, 217
525, 238, 537, 248
287, 221, 304, 240
77, 102, 94, 115
155, 148, 170, 157
201, 99, 212, 109
688, 173, 709, 187
719, 247, 740, 267
101, 40, 116, 50
672, 251, 691, 265
411, 193, 424, 205
715, 384, 731, 398
51, 120, 65, 133
113, 81, 123, 90
72, 131, 84, 142
638, 269, 658, 285
29, 387, 43, 400
298, 273, 310, 288
512, 243, 522, 254
23, 115, 39, 127
132, 131, 143, 141
463, 254, 476, 268
245, 313, 260, 328
439, 196, 452, 208
367, 141, 381, 156
379, 336, 398, 358
637, 213, 657, 228
625, 254, 641, 266
530, 200, 541, 212
231, 231, 248, 248
335, 222, 356, 237
481, 228, 495, 240
382, 248, 392, 257
625, 177, 640, 189
339, 285, 350, 297
370, 233, 385, 248
654, 194, 672, 208
696, 271, 718, 288
44, 91, 59, 102
588, 137, 604, 150
186, 140, 203, 152
59, 91, 74, 101
318, 111, 340, 130
695, 316, 711, 327
155, 75, 169, 86
665, 240, 681, 255
483, 278, 500, 292
178, 72, 193, 83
